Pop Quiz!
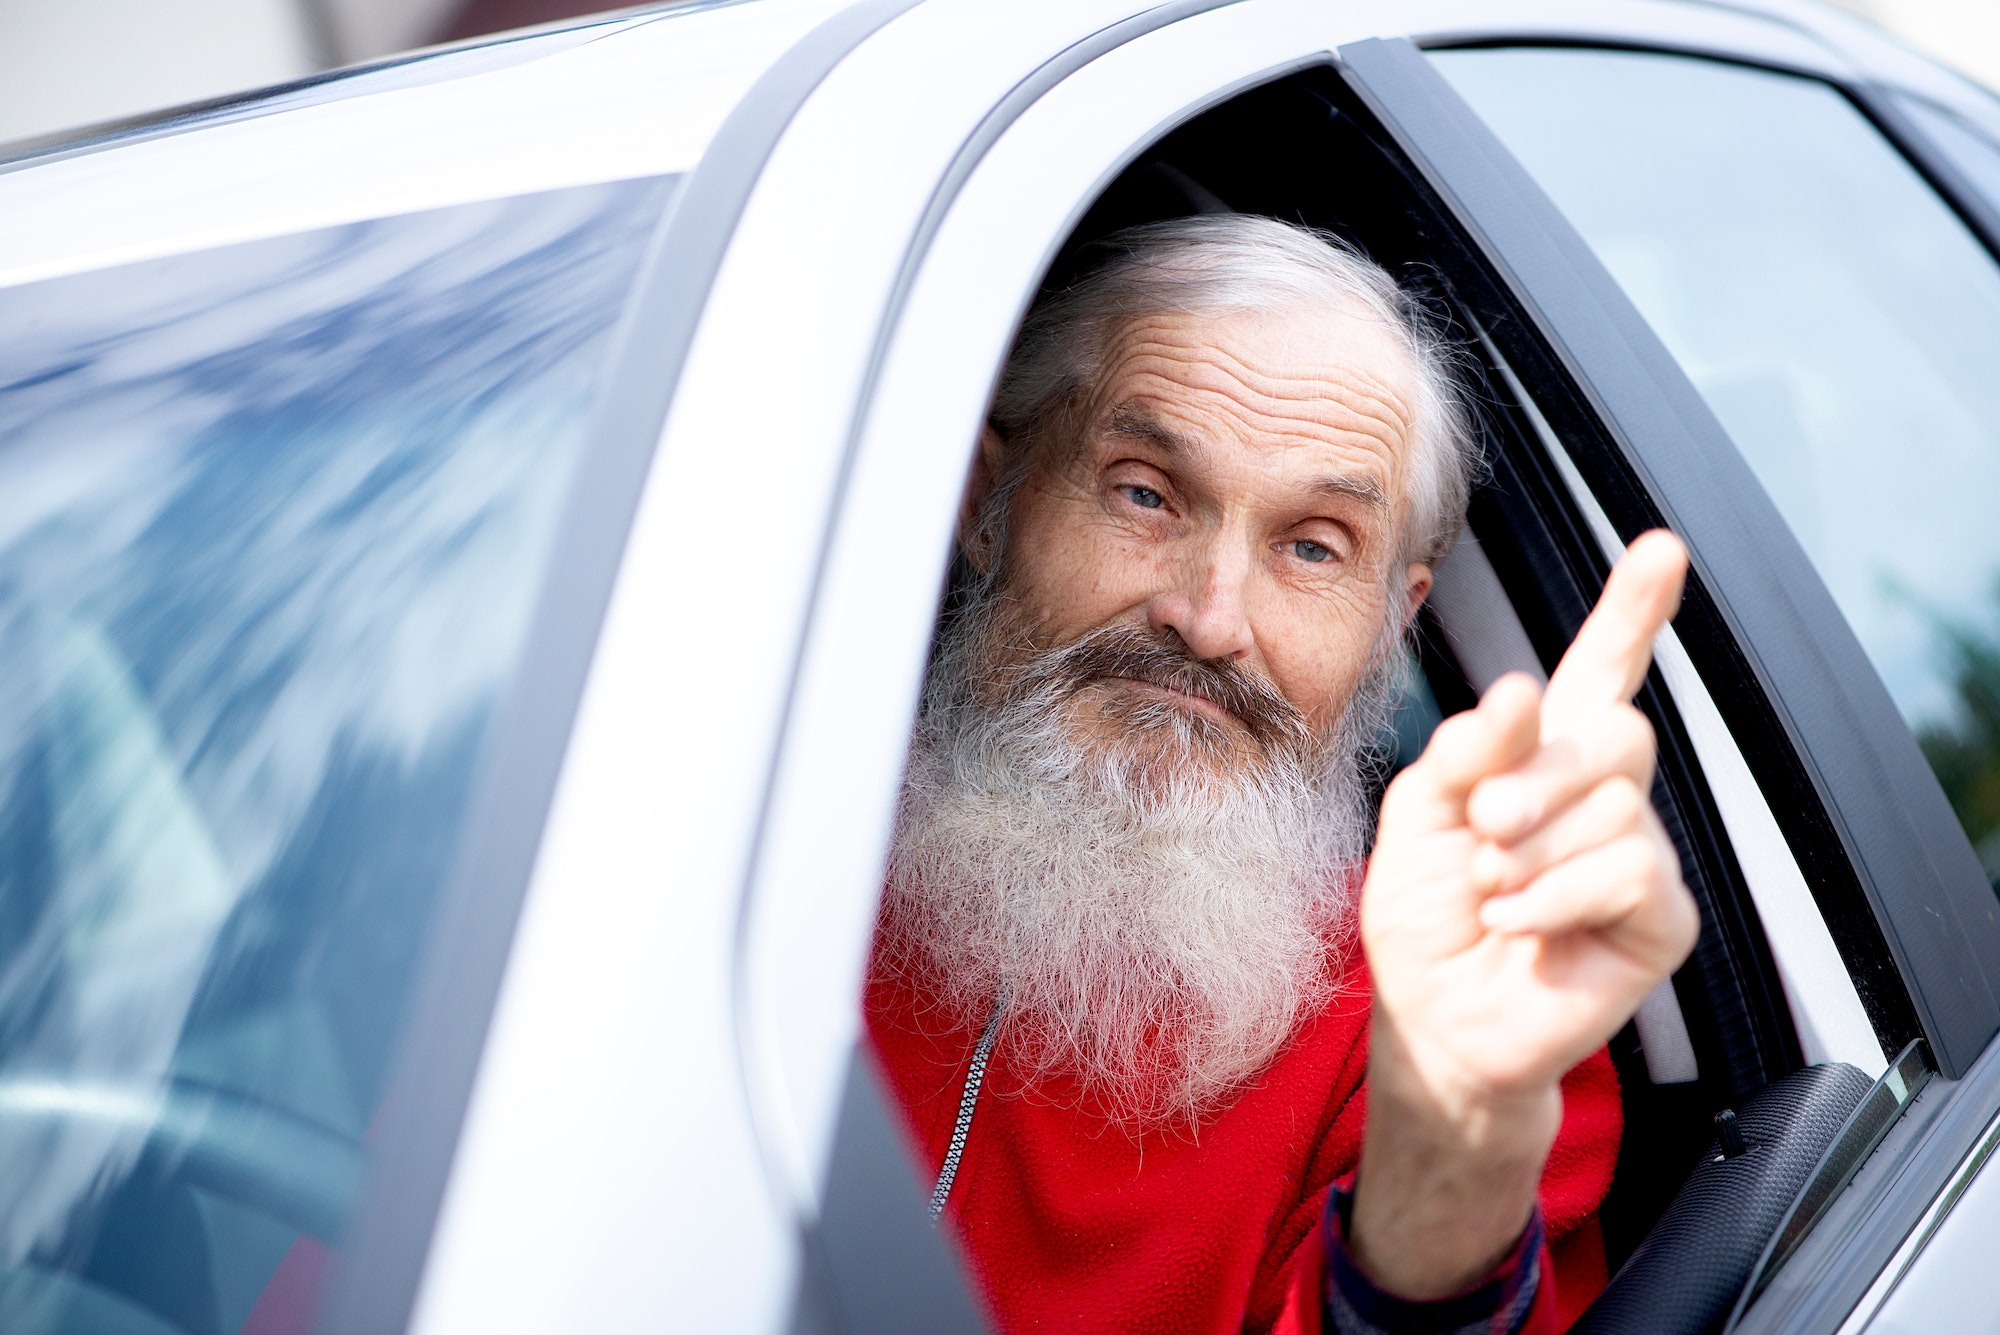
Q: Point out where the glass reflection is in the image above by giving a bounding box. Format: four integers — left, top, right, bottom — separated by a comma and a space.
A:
1912, 589, 2000, 875
1435, 48, 2000, 877
0, 174, 669, 1333
1894, 94, 2000, 218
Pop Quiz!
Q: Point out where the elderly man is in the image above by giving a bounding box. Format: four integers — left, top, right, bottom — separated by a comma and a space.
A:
866, 215, 1698, 1335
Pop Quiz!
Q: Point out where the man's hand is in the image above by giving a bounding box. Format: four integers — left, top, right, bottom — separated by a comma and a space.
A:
1348, 530, 1701, 1300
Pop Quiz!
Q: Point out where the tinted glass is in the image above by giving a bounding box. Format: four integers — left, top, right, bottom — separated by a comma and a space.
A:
0, 175, 669, 1334
1435, 48, 2000, 877
1896, 92, 2000, 213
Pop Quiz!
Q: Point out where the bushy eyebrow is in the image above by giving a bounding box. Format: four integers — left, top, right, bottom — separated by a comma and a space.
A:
1307, 475, 1389, 510
1106, 403, 1200, 458
1104, 403, 1389, 511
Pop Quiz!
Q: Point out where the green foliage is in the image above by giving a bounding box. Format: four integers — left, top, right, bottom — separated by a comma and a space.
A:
1913, 585, 2000, 875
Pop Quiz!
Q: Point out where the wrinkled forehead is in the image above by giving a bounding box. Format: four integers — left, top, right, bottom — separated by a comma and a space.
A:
1077, 301, 1422, 486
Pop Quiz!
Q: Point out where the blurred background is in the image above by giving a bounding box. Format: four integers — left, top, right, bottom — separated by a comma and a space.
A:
0, 0, 602, 145
1827, 0, 2000, 86
0, 0, 1996, 147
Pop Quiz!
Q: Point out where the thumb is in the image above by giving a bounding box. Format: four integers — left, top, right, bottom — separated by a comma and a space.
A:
1387, 673, 1543, 830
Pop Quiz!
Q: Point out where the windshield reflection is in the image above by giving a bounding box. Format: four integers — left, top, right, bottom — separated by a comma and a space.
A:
0, 174, 669, 1334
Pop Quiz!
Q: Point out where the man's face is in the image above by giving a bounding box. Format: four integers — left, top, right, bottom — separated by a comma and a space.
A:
886, 299, 1439, 1124
980, 304, 1434, 765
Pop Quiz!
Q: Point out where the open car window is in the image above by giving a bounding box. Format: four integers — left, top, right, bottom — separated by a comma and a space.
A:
1431, 46, 2000, 881
0, 176, 669, 1335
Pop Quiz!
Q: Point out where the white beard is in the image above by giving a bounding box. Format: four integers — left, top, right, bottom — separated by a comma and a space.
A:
878, 584, 1401, 1132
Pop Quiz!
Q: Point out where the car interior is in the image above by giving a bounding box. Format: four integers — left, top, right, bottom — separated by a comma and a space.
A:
801, 59, 1874, 1335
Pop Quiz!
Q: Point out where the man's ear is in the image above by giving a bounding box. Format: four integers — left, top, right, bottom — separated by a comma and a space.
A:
961, 422, 1009, 575
1400, 562, 1434, 631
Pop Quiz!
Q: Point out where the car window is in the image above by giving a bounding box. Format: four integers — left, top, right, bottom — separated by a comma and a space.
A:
0, 175, 670, 1335
1894, 92, 2000, 213
1433, 46, 2000, 881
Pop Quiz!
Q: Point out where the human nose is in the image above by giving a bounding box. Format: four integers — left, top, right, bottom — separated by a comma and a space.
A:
1146, 533, 1255, 661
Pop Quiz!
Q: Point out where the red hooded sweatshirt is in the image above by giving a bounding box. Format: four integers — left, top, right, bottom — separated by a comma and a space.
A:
867, 948, 1620, 1334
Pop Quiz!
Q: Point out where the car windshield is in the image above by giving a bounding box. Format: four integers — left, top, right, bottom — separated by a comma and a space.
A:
0, 174, 669, 1334
1435, 46, 2000, 880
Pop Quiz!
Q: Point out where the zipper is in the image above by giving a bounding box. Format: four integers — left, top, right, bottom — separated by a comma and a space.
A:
928, 993, 1007, 1221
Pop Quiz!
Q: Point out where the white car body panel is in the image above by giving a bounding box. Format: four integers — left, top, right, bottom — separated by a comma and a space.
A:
0, 0, 850, 292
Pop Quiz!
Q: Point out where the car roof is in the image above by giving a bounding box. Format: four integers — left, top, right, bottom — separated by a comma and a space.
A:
1708, 0, 1999, 108
0, 0, 851, 290
0, 0, 1992, 294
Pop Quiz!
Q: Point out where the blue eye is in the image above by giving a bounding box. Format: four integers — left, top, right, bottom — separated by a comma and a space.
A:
1123, 486, 1165, 510
1293, 540, 1333, 563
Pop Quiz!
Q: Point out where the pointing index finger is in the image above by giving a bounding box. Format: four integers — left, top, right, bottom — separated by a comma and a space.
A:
1541, 530, 1688, 731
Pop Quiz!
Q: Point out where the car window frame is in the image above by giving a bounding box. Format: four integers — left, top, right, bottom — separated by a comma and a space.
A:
1333, 35, 2000, 1079
747, 8, 1855, 1322
330, 7, 928, 1334
1418, 33, 2000, 274
1322, 34, 2000, 1329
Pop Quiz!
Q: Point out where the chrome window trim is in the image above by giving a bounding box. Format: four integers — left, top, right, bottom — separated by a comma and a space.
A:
1736, 1032, 2000, 1334
1733, 1042, 1934, 1321
1834, 1103, 2000, 1334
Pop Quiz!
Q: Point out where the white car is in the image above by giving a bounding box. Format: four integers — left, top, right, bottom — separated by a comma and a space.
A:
1, 1, 1998, 1332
